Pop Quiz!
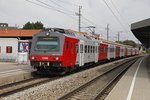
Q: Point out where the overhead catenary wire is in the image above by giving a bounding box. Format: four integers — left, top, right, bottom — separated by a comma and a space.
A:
47, 0, 106, 31
55, 0, 80, 7
26, 0, 72, 15
82, 15, 105, 29
66, 0, 107, 29
35, 0, 74, 15
26, 0, 119, 35
102, 0, 129, 33
109, 0, 130, 26
25, 0, 90, 28
48, 0, 75, 14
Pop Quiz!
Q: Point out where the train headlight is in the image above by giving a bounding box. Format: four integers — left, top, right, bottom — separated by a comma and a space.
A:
46, 32, 50, 36
31, 56, 35, 60
55, 57, 59, 61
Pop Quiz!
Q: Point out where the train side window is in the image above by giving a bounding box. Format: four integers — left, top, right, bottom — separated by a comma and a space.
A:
88, 46, 90, 53
85, 45, 87, 53
110, 48, 112, 52
105, 47, 107, 52
66, 41, 69, 49
76, 44, 78, 53
112, 48, 114, 52
80, 44, 83, 53
93, 46, 95, 53
6, 46, 12, 53
91, 46, 92, 53
0, 46, 1, 53
104, 47, 106, 52
95, 46, 97, 53
101, 47, 103, 52
100, 46, 101, 52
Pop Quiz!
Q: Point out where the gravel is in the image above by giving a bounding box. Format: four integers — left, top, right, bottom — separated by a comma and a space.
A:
1, 57, 134, 100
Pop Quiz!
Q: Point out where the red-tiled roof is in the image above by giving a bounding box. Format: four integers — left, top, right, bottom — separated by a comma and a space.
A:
0, 29, 41, 37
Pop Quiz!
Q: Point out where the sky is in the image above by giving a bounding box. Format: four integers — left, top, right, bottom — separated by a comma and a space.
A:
0, 0, 150, 43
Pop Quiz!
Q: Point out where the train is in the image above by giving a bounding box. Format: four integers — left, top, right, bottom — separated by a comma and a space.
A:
29, 28, 139, 74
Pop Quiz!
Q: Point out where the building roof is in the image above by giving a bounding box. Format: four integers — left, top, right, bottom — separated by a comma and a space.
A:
0, 29, 41, 37
131, 18, 150, 48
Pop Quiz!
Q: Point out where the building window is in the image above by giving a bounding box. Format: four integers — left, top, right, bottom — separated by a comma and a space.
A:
6, 46, 12, 53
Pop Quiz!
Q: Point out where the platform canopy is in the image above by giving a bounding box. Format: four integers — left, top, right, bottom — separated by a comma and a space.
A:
131, 18, 150, 48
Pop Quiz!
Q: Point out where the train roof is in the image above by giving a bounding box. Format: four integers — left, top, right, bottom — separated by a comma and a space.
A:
39, 28, 135, 48
43, 28, 102, 43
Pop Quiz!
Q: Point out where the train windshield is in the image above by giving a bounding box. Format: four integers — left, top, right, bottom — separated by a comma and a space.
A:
35, 37, 59, 51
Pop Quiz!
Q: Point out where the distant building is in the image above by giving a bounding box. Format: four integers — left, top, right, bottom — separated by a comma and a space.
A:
0, 23, 18, 29
0, 29, 41, 63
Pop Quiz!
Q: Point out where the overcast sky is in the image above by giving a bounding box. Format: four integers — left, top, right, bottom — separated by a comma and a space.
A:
0, 0, 150, 42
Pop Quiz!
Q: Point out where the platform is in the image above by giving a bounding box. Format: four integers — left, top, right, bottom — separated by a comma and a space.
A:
106, 55, 150, 100
0, 62, 35, 86
0, 62, 33, 73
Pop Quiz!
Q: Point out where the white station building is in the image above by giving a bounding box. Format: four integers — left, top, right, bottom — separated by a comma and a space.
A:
0, 29, 41, 64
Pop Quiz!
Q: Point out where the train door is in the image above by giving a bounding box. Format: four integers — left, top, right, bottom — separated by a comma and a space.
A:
79, 40, 84, 66
95, 43, 98, 63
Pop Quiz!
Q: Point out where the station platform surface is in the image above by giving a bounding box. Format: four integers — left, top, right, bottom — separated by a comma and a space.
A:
106, 54, 150, 100
0, 62, 33, 74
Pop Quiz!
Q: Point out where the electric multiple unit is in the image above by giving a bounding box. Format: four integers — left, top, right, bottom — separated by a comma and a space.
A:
30, 28, 139, 74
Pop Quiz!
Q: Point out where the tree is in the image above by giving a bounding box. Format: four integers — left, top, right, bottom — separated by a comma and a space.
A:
23, 21, 44, 29
34, 21, 44, 29
122, 40, 137, 47
23, 22, 34, 29
116, 40, 138, 47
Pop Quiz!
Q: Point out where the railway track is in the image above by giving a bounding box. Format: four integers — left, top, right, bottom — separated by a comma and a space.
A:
0, 56, 140, 99
57, 58, 138, 100
0, 76, 59, 97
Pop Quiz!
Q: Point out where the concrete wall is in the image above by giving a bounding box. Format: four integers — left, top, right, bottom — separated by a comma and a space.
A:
0, 38, 18, 61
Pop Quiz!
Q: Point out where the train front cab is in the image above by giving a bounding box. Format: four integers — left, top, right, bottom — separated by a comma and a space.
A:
30, 31, 79, 72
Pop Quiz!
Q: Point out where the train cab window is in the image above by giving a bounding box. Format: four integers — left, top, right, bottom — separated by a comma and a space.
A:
6, 46, 12, 53
35, 37, 59, 51
85, 45, 87, 53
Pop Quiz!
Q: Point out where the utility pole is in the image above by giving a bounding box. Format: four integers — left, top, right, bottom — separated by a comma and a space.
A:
106, 24, 109, 41
75, 6, 82, 32
79, 6, 82, 32
118, 32, 120, 41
